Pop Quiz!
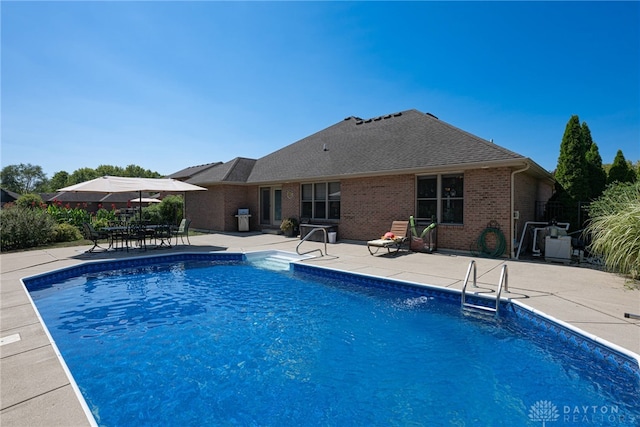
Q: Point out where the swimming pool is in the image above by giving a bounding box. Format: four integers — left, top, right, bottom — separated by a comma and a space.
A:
24, 252, 640, 426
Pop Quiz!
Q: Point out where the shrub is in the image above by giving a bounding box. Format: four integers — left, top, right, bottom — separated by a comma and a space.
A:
94, 207, 117, 224
52, 222, 83, 242
141, 204, 162, 224
15, 193, 45, 209
93, 218, 110, 229
586, 182, 640, 279
0, 204, 57, 251
158, 195, 183, 225
47, 200, 91, 227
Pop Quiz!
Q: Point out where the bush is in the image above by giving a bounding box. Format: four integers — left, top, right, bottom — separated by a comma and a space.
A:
47, 200, 91, 227
586, 182, 640, 279
0, 204, 57, 251
52, 223, 83, 243
158, 195, 183, 225
15, 193, 45, 209
141, 204, 162, 224
94, 207, 117, 223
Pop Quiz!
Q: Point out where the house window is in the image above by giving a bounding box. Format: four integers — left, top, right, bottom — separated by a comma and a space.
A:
417, 176, 438, 220
442, 174, 463, 223
417, 174, 464, 224
301, 182, 340, 220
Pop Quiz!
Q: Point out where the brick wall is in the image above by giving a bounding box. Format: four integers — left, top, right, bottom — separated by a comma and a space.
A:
281, 183, 300, 221
441, 167, 512, 253
187, 167, 550, 257
340, 175, 415, 240
187, 185, 258, 231
513, 171, 554, 252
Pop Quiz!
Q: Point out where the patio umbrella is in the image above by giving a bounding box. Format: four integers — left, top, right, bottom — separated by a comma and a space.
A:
58, 176, 206, 223
129, 197, 162, 204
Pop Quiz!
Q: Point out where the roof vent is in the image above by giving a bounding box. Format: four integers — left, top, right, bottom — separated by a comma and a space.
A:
355, 120, 363, 125
383, 114, 391, 119
373, 116, 382, 121
323, 143, 328, 151
426, 112, 439, 119
393, 112, 402, 117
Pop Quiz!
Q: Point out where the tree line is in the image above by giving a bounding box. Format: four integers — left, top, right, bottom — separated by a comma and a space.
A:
0, 164, 163, 194
552, 115, 638, 228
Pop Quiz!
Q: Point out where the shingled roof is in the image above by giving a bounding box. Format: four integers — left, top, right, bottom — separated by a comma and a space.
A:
166, 162, 223, 181
186, 109, 545, 186
187, 157, 257, 186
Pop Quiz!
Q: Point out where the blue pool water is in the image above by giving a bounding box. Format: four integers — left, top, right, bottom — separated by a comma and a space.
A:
26, 256, 640, 426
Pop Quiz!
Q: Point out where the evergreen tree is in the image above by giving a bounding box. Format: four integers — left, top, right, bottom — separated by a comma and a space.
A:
555, 115, 589, 202
582, 123, 606, 200
608, 150, 637, 184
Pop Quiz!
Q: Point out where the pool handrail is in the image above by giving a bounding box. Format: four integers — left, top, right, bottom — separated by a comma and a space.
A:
461, 261, 508, 315
296, 227, 328, 257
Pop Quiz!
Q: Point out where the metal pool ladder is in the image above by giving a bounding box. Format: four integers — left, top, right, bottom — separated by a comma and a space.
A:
296, 227, 328, 257
461, 260, 508, 315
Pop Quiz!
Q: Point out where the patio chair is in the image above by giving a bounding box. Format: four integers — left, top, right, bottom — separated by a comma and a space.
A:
125, 223, 147, 252
172, 219, 192, 245
106, 220, 128, 251
82, 222, 109, 253
367, 221, 410, 256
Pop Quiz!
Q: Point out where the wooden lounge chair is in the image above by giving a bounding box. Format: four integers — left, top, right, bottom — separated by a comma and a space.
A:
82, 222, 109, 253
367, 221, 410, 256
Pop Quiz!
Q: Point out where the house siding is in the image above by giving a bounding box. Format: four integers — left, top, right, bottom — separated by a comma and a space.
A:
462, 167, 511, 253
514, 172, 539, 226
281, 183, 300, 221
187, 185, 257, 232
186, 166, 550, 258
513, 171, 554, 253
340, 175, 415, 240
283, 168, 514, 255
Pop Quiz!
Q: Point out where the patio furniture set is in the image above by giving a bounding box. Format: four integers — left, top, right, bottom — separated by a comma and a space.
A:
82, 219, 191, 253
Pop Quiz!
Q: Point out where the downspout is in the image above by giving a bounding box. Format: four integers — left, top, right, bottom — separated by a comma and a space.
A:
510, 162, 530, 259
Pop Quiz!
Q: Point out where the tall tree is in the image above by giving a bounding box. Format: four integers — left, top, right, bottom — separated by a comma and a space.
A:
555, 115, 590, 202
123, 164, 162, 178
0, 163, 47, 194
49, 171, 70, 192
608, 150, 637, 184
582, 123, 607, 200
95, 165, 125, 177
68, 168, 100, 186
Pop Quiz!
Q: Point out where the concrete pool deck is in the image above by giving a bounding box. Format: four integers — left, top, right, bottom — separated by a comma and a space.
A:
1, 232, 639, 426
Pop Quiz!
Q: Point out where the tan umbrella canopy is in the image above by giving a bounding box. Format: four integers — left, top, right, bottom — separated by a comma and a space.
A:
129, 197, 162, 204
58, 176, 206, 222
58, 176, 207, 193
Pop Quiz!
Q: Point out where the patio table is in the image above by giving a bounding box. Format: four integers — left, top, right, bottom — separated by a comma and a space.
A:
145, 224, 173, 249
102, 226, 129, 251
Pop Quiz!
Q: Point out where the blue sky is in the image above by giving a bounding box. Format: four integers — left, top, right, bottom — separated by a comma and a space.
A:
2, 1, 639, 179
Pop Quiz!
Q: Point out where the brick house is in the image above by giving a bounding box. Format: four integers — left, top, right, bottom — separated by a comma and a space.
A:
180, 109, 554, 258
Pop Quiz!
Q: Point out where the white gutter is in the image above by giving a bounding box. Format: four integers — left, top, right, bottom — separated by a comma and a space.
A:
511, 162, 530, 259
